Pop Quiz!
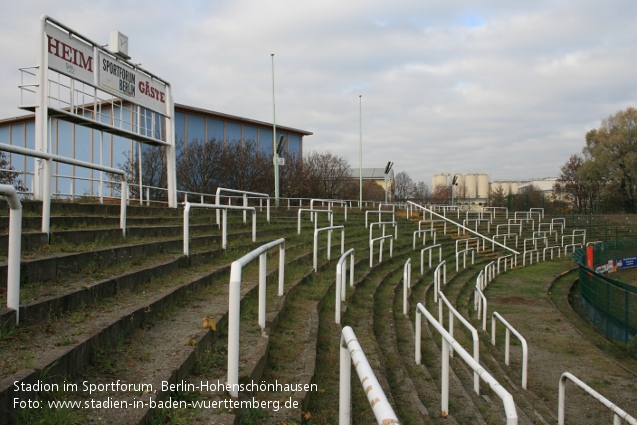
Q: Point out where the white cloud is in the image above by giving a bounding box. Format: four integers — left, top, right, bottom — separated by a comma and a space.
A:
0, 0, 636, 187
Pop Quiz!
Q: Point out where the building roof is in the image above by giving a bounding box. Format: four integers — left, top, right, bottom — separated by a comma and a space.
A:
348, 168, 394, 179
175, 103, 313, 136
0, 104, 314, 138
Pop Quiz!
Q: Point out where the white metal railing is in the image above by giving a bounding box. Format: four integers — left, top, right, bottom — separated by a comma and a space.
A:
365, 210, 395, 228
0, 185, 23, 325
523, 236, 548, 252
183, 202, 256, 253
493, 233, 519, 250
456, 248, 475, 272
461, 218, 491, 235
370, 221, 398, 241
529, 207, 544, 219
339, 326, 400, 424
227, 238, 286, 397
421, 244, 442, 273
558, 372, 637, 425
552, 217, 566, 232
0, 143, 128, 236
475, 285, 488, 331
335, 248, 355, 324
497, 223, 522, 236
438, 291, 480, 393
415, 303, 518, 423
408, 202, 519, 255
310, 198, 347, 222
522, 249, 540, 266
456, 237, 482, 255
419, 219, 447, 234
543, 246, 561, 260
403, 258, 412, 315
482, 206, 508, 219
433, 260, 447, 302
497, 254, 515, 273
298, 208, 333, 235
413, 228, 436, 249
215, 187, 270, 226
491, 312, 528, 389
509, 217, 535, 232
564, 243, 583, 254
314, 225, 345, 271
370, 234, 393, 267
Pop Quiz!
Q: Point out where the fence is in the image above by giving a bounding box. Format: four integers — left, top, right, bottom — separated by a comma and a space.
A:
339, 326, 400, 424
574, 242, 637, 357
227, 238, 286, 397
0, 185, 22, 324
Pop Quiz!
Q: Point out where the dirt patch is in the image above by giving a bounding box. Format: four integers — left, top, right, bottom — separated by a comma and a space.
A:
491, 296, 535, 305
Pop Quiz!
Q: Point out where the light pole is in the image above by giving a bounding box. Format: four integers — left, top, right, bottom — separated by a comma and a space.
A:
359, 95, 363, 209
271, 54, 280, 207
384, 161, 393, 203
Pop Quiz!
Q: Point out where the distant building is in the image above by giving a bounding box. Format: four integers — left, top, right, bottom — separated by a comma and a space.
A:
349, 167, 395, 200
0, 104, 312, 197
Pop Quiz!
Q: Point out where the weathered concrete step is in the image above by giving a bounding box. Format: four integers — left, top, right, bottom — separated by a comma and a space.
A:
0, 225, 297, 286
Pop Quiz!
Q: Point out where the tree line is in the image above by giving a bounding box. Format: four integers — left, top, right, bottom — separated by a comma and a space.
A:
116, 138, 432, 204
554, 107, 637, 213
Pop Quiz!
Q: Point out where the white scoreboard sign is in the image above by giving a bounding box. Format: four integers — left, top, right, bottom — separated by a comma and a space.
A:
45, 21, 167, 116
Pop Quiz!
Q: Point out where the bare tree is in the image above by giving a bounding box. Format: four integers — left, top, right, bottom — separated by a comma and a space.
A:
489, 186, 507, 208
0, 151, 27, 192
430, 184, 451, 204
392, 171, 414, 203
176, 138, 225, 198
412, 181, 431, 204
302, 151, 352, 199
111, 144, 166, 200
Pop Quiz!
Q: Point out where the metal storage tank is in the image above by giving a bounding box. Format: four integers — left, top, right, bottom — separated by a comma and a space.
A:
432, 173, 448, 190
490, 181, 501, 196
510, 182, 519, 195
477, 174, 489, 199
464, 173, 477, 198
501, 182, 511, 196
452, 173, 464, 191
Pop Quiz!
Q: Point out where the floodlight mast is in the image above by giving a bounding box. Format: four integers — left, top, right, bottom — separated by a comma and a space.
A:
271, 54, 280, 207
384, 161, 393, 203
359, 95, 363, 209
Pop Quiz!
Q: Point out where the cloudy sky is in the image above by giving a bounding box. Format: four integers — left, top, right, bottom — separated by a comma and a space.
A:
1, 0, 636, 186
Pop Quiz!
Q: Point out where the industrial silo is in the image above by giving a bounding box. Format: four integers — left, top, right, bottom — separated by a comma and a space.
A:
501, 182, 511, 196
464, 174, 477, 198
432, 173, 448, 190
510, 182, 519, 195
477, 174, 490, 199
490, 181, 502, 196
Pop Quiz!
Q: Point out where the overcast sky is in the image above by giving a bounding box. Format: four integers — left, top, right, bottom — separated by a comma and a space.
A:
1, 0, 636, 186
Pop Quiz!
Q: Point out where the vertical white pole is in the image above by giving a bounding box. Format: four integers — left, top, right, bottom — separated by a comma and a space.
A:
271, 54, 279, 207
335, 262, 342, 324
415, 309, 421, 363
165, 85, 178, 208
278, 244, 285, 296
359, 95, 362, 209
339, 335, 351, 425
222, 209, 228, 249
441, 339, 450, 416
259, 252, 267, 332
183, 203, 190, 255
228, 263, 241, 398
6, 193, 22, 325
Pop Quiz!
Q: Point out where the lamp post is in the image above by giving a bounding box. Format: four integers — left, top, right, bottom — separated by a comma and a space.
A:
384, 161, 393, 203
359, 95, 363, 209
271, 54, 280, 207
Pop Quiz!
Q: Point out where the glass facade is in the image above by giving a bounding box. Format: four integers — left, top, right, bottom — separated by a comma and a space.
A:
0, 105, 308, 198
